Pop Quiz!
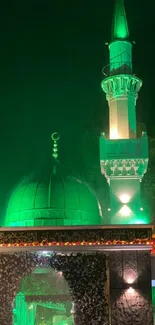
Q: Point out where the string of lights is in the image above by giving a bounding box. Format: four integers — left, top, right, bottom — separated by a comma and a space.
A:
0, 239, 154, 248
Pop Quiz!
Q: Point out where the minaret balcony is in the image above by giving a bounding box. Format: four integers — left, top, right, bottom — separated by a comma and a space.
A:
101, 73, 142, 99
100, 133, 148, 180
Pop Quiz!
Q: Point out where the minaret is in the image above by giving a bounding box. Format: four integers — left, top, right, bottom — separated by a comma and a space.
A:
100, 0, 149, 224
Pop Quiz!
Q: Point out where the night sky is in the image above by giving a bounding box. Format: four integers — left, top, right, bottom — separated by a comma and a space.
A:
0, 0, 155, 223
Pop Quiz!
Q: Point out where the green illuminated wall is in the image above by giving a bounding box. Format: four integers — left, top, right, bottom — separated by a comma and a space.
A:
152, 287, 155, 324
109, 179, 149, 225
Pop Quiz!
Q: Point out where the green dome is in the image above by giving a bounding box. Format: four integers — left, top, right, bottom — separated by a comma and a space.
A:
5, 165, 102, 227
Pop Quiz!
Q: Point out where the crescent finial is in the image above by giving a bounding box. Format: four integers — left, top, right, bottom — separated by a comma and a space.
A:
51, 132, 60, 159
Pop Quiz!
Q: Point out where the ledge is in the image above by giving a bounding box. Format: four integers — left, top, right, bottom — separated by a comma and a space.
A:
0, 244, 152, 253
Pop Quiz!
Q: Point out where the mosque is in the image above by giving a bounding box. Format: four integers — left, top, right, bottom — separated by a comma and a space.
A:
0, 1, 155, 325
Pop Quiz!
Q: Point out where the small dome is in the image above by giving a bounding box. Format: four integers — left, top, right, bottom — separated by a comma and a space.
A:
4, 163, 102, 227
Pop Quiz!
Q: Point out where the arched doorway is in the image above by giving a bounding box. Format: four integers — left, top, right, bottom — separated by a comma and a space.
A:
13, 265, 73, 325
0, 251, 107, 325
0, 251, 74, 325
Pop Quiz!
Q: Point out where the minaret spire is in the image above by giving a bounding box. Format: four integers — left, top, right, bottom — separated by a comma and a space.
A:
112, 0, 129, 40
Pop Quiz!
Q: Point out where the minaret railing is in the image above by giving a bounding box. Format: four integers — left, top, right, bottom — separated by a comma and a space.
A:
102, 61, 133, 77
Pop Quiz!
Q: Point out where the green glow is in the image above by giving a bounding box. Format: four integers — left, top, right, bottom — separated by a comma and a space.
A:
152, 286, 155, 324
4, 168, 102, 227
128, 215, 150, 225
14, 270, 74, 325
112, 0, 129, 40
111, 206, 150, 225
152, 287, 155, 316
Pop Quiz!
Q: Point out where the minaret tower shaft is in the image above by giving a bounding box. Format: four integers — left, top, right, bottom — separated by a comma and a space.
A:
102, 0, 141, 140
100, 0, 149, 224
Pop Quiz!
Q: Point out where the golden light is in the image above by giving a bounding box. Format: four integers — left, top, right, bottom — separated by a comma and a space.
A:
120, 205, 131, 216
110, 127, 119, 139
127, 287, 134, 295
124, 275, 137, 284
119, 193, 130, 204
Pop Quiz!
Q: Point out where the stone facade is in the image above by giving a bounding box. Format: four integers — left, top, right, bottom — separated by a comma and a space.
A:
109, 251, 153, 325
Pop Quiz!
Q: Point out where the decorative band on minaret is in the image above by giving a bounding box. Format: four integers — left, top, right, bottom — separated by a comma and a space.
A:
100, 0, 149, 224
